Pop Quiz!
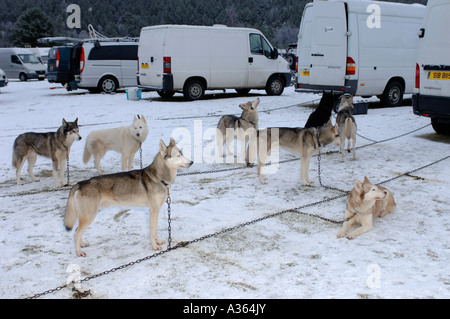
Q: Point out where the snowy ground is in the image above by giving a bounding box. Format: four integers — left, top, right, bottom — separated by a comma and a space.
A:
0, 80, 449, 299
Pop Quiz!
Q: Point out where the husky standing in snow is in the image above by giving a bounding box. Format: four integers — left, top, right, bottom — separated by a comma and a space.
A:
65, 138, 193, 257
336, 94, 357, 162
12, 118, 82, 187
216, 98, 260, 161
83, 115, 149, 175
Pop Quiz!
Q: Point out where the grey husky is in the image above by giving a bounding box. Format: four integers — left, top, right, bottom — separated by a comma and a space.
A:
336, 95, 357, 162
217, 98, 259, 160
12, 118, 82, 187
246, 121, 340, 185
64, 138, 193, 257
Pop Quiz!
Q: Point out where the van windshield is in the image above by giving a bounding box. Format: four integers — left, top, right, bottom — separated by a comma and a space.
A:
18, 54, 41, 64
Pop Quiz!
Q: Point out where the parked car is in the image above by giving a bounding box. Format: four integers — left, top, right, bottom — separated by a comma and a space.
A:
78, 40, 139, 93
138, 24, 291, 101
0, 48, 46, 81
295, 0, 425, 107
0, 68, 8, 88
413, 0, 450, 134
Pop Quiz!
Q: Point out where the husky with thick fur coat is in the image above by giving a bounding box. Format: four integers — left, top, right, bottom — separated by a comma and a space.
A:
337, 177, 396, 239
65, 138, 193, 257
12, 118, 82, 187
83, 115, 149, 174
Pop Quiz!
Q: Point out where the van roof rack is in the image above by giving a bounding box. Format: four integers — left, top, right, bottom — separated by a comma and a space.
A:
38, 24, 139, 45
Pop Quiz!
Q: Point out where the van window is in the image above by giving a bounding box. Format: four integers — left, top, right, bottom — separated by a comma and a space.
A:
249, 33, 272, 58
87, 45, 138, 60
18, 54, 40, 64
11, 55, 21, 64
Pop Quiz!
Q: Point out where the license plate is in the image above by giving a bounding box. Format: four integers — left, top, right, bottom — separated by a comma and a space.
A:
427, 71, 450, 80
302, 70, 310, 76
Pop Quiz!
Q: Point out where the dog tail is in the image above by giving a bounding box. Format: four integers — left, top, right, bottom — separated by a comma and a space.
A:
12, 136, 24, 168
64, 184, 80, 231
82, 140, 91, 164
344, 117, 353, 138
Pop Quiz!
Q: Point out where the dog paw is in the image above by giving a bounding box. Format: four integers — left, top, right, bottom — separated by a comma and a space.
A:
259, 177, 268, 185
337, 232, 346, 238
76, 250, 87, 257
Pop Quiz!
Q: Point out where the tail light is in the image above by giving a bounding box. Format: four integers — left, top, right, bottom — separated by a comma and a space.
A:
346, 57, 356, 75
80, 47, 85, 73
55, 49, 60, 69
295, 56, 298, 74
163, 57, 171, 74
415, 63, 420, 89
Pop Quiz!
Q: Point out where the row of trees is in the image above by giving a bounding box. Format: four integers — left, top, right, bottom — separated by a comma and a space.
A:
0, 0, 426, 48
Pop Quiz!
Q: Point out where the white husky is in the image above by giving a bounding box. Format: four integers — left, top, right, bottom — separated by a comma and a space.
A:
83, 115, 149, 174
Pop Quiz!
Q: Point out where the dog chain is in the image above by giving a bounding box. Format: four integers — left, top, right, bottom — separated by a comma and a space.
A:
66, 151, 70, 186
166, 188, 172, 248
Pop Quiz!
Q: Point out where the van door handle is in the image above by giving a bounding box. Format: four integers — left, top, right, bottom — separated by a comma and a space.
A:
311, 53, 324, 57
248, 57, 253, 63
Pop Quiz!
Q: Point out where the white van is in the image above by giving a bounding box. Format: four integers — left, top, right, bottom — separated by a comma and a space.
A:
138, 25, 291, 100
78, 41, 138, 93
295, 0, 425, 107
413, 0, 450, 134
0, 48, 46, 81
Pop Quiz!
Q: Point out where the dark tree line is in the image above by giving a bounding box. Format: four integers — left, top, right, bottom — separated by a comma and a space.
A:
0, 0, 427, 48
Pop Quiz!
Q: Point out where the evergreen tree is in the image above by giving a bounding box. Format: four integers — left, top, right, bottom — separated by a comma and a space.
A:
9, 7, 54, 47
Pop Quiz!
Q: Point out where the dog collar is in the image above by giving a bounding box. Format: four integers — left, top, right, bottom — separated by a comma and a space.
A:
161, 180, 169, 187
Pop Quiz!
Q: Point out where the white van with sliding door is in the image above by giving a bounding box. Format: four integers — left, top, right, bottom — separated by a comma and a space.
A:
295, 0, 425, 107
138, 25, 291, 101
413, 0, 450, 134
78, 40, 139, 93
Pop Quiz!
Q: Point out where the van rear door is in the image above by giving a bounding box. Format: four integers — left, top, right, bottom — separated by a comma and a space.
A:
139, 28, 166, 88
309, 0, 347, 87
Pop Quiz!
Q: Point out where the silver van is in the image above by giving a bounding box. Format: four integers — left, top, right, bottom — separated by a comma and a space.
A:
78, 41, 138, 93
0, 48, 46, 81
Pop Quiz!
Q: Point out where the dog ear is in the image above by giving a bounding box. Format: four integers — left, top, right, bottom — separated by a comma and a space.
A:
363, 176, 370, 184
62, 118, 68, 128
169, 137, 176, 147
354, 179, 363, 192
140, 115, 147, 123
159, 139, 168, 156
74, 118, 78, 126
239, 103, 247, 110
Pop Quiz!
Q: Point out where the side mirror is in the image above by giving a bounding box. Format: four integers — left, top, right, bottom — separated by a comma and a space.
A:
271, 48, 279, 59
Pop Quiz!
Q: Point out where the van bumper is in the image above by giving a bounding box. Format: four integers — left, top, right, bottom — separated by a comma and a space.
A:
139, 74, 174, 92
295, 79, 358, 95
413, 93, 450, 122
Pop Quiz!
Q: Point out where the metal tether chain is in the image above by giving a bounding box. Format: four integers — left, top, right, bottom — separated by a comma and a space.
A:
139, 143, 143, 169
166, 187, 172, 248
66, 151, 70, 186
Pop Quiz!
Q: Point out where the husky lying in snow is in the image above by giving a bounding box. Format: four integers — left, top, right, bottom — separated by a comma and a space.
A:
337, 176, 396, 239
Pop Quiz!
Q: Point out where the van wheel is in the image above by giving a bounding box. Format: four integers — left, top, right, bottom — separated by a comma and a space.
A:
266, 76, 284, 96
431, 119, 450, 135
19, 73, 27, 81
183, 79, 205, 101
380, 81, 403, 107
98, 76, 118, 93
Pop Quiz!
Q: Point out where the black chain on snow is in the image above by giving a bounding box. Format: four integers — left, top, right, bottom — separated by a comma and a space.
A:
24, 154, 450, 299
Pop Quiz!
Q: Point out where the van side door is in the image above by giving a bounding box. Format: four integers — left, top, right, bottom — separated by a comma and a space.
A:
309, 1, 347, 87
120, 45, 138, 87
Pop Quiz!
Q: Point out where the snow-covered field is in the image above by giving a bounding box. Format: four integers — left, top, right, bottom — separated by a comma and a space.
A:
0, 80, 449, 299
